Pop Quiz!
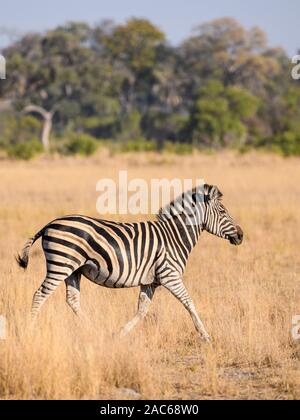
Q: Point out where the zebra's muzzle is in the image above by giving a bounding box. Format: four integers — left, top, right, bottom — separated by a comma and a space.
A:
229, 225, 244, 246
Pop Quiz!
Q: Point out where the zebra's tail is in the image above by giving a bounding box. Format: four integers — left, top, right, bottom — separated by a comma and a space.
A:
16, 227, 46, 270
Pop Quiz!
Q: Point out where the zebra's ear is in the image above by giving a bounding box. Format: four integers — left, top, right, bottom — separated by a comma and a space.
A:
204, 184, 223, 201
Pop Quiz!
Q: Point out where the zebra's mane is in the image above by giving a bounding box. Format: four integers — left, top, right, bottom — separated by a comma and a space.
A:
156, 184, 223, 222
156, 186, 202, 222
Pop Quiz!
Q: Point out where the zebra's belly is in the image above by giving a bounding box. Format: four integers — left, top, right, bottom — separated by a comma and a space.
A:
80, 260, 156, 288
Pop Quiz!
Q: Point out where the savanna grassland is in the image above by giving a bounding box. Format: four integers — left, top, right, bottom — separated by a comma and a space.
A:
0, 151, 299, 400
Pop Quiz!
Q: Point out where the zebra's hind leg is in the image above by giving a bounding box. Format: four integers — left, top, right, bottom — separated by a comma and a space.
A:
119, 284, 156, 337
31, 256, 80, 321
65, 270, 81, 316
31, 275, 63, 320
163, 278, 211, 343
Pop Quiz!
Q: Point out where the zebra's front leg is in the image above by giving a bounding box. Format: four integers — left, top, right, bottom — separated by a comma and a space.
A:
119, 284, 156, 337
163, 278, 211, 343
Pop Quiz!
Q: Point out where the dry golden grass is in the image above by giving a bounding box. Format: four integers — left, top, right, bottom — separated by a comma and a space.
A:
0, 150, 300, 400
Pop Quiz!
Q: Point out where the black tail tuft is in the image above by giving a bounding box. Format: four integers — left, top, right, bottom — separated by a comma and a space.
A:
16, 254, 28, 269
17, 228, 46, 271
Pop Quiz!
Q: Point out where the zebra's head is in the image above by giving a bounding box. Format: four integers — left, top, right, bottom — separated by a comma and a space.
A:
201, 184, 243, 246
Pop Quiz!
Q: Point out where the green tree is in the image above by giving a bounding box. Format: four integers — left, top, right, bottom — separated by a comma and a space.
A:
1, 22, 122, 148
188, 80, 259, 147
103, 18, 166, 120
105, 18, 165, 73
179, 18, 279, 101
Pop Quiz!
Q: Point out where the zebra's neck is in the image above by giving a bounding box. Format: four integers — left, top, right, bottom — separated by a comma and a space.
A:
156, 191, 205, 263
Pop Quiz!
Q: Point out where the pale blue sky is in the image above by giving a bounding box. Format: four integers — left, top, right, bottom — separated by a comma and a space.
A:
0, 0, 299, 56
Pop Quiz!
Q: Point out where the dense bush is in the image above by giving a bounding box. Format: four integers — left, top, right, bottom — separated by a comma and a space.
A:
163, 141, 194, 155
7, 140, 43, 160
273, 132, 300, 157
0, 112, 42, 151
61, 134, 99, 156
116, 138, 157, 153
256, 132, 300, 157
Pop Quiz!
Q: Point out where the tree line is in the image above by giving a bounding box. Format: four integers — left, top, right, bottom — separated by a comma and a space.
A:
0, 17, 299, 158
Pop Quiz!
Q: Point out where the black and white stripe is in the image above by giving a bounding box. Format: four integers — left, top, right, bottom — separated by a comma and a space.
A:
17, 183, 243, 341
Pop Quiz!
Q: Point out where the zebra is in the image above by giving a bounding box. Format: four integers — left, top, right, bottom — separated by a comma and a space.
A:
17, 183, 243, 342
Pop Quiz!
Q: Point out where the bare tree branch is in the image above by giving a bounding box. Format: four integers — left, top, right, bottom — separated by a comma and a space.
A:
23, 105, 55, 151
